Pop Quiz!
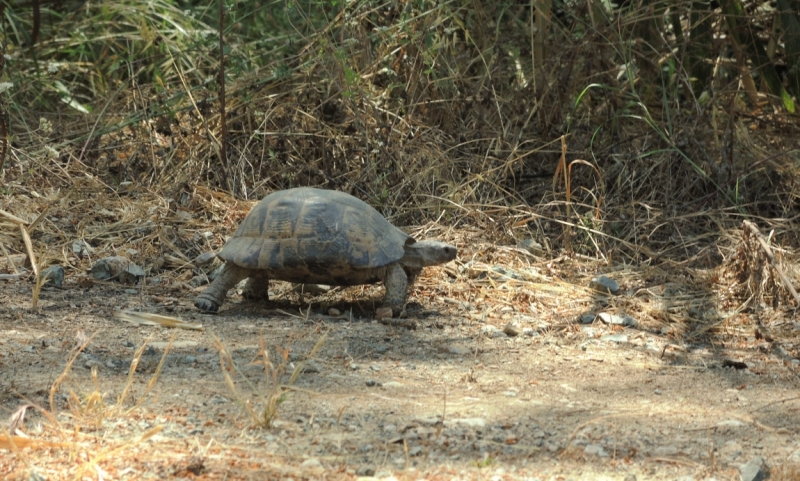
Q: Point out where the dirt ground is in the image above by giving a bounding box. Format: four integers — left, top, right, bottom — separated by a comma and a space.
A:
1, 259, 800, 481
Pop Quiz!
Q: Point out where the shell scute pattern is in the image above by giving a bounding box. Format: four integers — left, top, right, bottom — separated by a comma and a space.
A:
217, 188, 408, 282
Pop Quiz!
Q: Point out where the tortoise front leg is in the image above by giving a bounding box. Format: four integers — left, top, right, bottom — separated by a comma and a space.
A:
194, 262, 251, 312
382, 263, 408, 315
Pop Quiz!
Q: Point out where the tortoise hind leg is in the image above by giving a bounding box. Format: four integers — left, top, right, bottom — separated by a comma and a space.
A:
242, 271, 271, 301
382, 263, 408, 315
194, 262, 251, 312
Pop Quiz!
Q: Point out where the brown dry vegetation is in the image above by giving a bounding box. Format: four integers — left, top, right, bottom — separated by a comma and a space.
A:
1, 0, 800, 479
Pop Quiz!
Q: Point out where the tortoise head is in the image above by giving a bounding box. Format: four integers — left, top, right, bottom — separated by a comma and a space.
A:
402, 240, 457, 269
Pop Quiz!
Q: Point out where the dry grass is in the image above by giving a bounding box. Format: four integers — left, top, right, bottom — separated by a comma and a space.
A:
1, 0, 800, 478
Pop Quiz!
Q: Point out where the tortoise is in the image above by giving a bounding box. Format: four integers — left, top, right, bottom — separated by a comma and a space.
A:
193, 187, 457, 314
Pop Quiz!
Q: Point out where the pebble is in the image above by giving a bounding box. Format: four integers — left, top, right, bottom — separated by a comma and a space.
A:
300, 458, 321, 468
740, 456, 768, 481
369, 364, 381, 372
408, 446, 423, 457
503, 323, 522, 336
516, 238, 544, 255
440, 345, 470, 355
446, 418, 486, 428
589, 275, 620, 294
579, 313, 596, 324
90, 256, 144, 284
653, 445, 679, 456
598, 312, 637, 327
39, 266, 65, 287
584, 444, 609, 457
600, 334, 628, 343
502, 391, 517, 397
480, 325, 505, 338
84, 359, 102, 370
355, 466, 375, 476
382, 381, 404, 389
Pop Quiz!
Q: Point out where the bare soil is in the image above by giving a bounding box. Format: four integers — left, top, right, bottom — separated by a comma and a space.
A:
1, 266, 799, 480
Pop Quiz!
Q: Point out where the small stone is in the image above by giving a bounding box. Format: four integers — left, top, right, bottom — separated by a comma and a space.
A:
301, 361, 320, 373
579, 313, 596, 324
300, 458, 321, 468
653, 446, 679, 456
39, 266, 65, 287
375, 307, 393, 320
502, 391, 517, 397
523, 328, 540, 336
408, 446, 423, 457
598, 312, 637, 327
328, 307, 341, 316
480, 325, 505, 338
84, 359, 102, 370
382, 381, 404, 389
365, 380, 379, 387
349, 363, 360, 371
584, 444, 609, 457
91, 256, 144, 284
210, 394, 228, 404
654, 389, 662, 395
740, 456, 768, 481
517, 238, 544, 255
370, 364, 381, 372
589, 275, 620, 294
355, 466, 375, 476
193, 251, 217, 266
440, 345, 471, 355
503, 323, 522, 336
600, 334, 628, 343
446, 418, 486, 428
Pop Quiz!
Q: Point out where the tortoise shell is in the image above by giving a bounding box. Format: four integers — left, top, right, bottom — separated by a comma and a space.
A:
217, 187, 413, 285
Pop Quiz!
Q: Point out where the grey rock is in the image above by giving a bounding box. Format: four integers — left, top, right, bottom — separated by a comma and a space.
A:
91, 256, 144, 284
740, 456, 768, 481
653, 445, 679, 456
355, 466, 375, 476
598, 312, 637, 326
600, 334, 629, 343
503, 323, 522, 336
193, 251, 218, 266
408, 446, 423, 456
517, 238, 544, 255
579, 313, 596, 324
480, 325, 505, 338
590, 275, 620, 294
72, 239, 92, 257
523, 328, 540, 336
446, 418, 486, 428
39, 266, 65, 287
584, 444, 609, 457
